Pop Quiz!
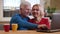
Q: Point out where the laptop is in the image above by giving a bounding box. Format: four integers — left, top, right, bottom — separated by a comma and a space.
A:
37, 13, 60, 33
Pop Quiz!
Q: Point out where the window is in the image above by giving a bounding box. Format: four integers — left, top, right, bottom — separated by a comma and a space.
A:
25, 0, 40, 7
3, 0, 21, 17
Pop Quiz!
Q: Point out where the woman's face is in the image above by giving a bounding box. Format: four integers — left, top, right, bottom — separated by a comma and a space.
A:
32, 6, 41, 17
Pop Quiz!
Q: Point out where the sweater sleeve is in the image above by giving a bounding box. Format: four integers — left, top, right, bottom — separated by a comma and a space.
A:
15, 16, 38, 29
44, 18, 50, 29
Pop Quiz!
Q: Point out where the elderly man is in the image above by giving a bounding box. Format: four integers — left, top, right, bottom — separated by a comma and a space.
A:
10, 1, 41, 30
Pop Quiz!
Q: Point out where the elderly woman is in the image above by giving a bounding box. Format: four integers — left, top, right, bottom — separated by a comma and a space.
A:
29, 4, 50, 30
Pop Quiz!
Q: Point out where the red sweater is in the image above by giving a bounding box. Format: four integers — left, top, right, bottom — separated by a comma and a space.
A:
29, 18, 50, 29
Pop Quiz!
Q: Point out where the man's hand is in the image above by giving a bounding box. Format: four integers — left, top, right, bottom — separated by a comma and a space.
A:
38, 24, 46, 28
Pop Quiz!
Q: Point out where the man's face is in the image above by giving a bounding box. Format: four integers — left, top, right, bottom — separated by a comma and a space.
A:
20, 5, 31, 17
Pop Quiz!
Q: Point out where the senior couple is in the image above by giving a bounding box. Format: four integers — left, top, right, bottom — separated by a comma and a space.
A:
10, 1, 50, 30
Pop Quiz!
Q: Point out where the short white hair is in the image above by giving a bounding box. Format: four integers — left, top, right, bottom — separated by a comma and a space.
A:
20, 1, 31, 8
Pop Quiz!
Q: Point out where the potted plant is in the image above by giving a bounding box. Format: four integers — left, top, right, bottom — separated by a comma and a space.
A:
47, 6, 56, 19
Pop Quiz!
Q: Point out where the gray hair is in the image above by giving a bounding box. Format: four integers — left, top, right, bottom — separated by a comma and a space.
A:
20, 1, 31, 8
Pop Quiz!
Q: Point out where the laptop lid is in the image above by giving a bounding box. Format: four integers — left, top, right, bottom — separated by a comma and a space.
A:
51, 13, 60, 30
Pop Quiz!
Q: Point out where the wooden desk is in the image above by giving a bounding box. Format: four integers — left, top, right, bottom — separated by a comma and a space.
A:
0, 30, 60, 34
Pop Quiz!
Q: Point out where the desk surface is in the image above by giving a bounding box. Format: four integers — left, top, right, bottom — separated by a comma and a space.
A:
0, 30, 60, 34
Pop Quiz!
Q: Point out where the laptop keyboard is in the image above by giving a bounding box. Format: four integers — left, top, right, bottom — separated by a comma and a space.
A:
37, 29, 60, 33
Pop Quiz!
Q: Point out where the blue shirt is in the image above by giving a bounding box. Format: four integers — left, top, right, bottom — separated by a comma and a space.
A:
10, 14, 38, 30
